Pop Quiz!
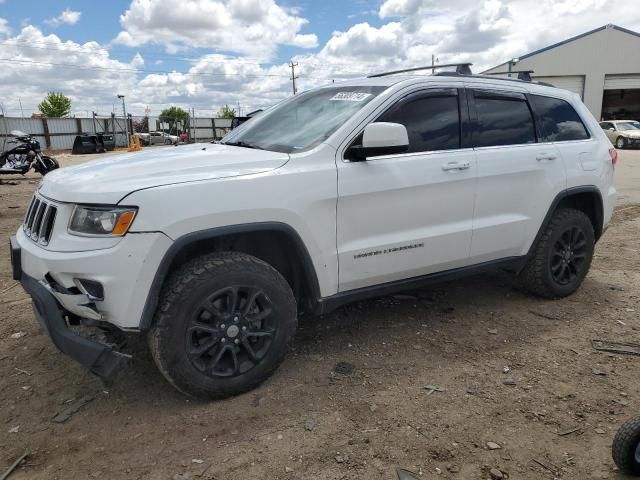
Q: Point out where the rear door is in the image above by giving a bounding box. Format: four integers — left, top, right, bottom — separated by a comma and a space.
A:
468, 88, 565, 262
336, 87, 477, 292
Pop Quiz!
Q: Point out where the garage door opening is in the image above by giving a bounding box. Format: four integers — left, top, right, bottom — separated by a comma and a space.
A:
602, 89, 640, 121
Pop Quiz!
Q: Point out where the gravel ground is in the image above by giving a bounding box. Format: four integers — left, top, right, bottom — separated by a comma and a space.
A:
0, 149, 639, 480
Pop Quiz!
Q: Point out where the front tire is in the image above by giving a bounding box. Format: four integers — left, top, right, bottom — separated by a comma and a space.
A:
616, 136, 627, 149
34, 156, 59, 175
612, 417, 640, 476
519, 208, 594, 298
148, 252, 297, 399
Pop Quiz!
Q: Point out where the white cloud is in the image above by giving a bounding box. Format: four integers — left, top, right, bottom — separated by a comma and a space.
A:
0, 26, 141, 115
46, 9, 82, 26
113, 0, 318, 59
379, 0, 425, 18
3, 1, 640, 120
0, 17, 10, 37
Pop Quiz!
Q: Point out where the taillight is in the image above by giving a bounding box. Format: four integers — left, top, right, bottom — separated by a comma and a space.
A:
609, 148, 618, 168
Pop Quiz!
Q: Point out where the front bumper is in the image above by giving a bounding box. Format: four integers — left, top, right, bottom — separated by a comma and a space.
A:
622, 137, 640, 148
15, 227, 172, 330
12, 236, 129, 384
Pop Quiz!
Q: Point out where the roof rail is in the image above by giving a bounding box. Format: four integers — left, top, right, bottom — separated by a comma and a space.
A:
368, 63, 473, 78
484, 70, 534, 82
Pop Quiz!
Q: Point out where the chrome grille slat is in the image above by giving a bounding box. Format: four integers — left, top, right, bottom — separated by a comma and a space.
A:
39, 206, 57, 245
23, 196, 36, 228
22, 194, 58, 245
25, 199, 40, 234
30, 202, 46, 240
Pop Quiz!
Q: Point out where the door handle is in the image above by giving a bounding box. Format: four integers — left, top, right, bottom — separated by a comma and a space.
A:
441, 161, 471, 171
536, 153, 557, 161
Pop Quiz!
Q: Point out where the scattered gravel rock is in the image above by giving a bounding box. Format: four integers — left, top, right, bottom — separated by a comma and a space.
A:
490, 467, 504, 479
304, 418, 317, 431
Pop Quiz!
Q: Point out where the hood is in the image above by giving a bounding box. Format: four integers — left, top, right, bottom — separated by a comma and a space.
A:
39, 143, 290, 204
622, 130, 640, 138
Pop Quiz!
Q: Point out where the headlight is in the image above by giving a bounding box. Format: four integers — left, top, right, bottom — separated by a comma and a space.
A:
68, 206, 137, 237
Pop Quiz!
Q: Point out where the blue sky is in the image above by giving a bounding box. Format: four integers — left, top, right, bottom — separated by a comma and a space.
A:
0, 0, 639, 116
1, 0, 382, 70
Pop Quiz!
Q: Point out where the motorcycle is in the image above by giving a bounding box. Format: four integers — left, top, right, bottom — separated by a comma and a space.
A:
1, 130, 59, 176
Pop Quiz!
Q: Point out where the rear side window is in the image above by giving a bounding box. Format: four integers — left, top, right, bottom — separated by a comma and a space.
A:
530, 95, 590, 142
378, 91, 460, 153
473, 92, 536, 147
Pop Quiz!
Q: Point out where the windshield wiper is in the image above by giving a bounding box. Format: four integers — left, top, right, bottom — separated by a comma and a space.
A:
221, 140, 264, 150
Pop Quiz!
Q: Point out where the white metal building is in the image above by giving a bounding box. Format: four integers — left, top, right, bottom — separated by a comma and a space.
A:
484, 24, 640, 121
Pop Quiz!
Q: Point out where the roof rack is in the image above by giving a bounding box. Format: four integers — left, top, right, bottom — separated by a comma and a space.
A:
484, 70, 534, 82
368, 63, 473, 78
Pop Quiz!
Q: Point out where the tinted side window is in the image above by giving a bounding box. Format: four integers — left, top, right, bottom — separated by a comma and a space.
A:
378, 93, 460, 153
473, 92, 536, 147
530, 95, 589, 142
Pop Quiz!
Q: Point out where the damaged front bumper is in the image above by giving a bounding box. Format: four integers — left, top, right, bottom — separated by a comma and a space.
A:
11, 236, 129, 384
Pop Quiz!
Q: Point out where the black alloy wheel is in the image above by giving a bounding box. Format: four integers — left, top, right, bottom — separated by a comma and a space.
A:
149, 252, 297, 399
550, 225, 588, 286
186, 286, 276, 378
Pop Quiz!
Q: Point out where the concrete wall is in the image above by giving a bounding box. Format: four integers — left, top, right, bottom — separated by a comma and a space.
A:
484, 25, 640, 120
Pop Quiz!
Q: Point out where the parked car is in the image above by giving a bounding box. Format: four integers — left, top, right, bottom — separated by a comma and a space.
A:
599, 120, 640, 149
12, 67, 616, 399
149, 131, 179, 145
135, 132, 151, 146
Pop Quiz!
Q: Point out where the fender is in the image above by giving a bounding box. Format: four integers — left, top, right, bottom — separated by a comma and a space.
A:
138, 222, 321, 330
526, 185, 604, 259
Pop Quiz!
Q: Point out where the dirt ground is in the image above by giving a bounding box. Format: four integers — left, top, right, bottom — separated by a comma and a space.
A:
1, 149, 640, 480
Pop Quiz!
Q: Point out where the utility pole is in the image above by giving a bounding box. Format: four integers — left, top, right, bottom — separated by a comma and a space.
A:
431, 54, 439, 73
117, 94, 130, 148
192, 107, 196, 143
289, 60, 299, 95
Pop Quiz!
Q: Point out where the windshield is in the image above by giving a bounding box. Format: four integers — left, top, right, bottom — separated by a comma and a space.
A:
617, 121, 640, 131
221, 86, 387, 153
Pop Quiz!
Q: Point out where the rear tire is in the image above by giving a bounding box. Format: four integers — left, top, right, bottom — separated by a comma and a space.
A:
612, 417, 640, 476
616, 136, 627, 149
519, 208, 594, 298
148, 252, 297, 399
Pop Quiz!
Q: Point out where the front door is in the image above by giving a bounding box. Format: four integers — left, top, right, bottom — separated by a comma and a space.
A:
336, 88, 476, 292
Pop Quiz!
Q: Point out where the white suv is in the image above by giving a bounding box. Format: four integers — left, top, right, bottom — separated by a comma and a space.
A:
11, 67, 617, 399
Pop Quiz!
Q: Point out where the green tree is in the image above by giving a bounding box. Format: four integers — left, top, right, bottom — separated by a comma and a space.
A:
38, 92, 71, 118
159, 106, 189, 134
217, 105, 236, 118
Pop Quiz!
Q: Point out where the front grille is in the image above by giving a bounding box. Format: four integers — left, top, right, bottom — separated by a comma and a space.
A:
23, 195, 57, 246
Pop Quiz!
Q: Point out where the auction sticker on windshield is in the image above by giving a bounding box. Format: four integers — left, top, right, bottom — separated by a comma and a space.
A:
329, 92, 372, 102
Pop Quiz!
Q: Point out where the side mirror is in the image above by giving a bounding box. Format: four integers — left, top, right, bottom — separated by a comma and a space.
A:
609, 128, 615, 131
346, 122, 409, 161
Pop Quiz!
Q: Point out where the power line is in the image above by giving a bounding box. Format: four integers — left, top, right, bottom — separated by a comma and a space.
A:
0, 39, 370, 73
0, 58, 297, 78
0, 39, 274, 66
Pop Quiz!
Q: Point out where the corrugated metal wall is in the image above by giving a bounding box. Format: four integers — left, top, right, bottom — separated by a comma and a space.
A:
190, 117, 215, 142
0, 116, 232, 150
